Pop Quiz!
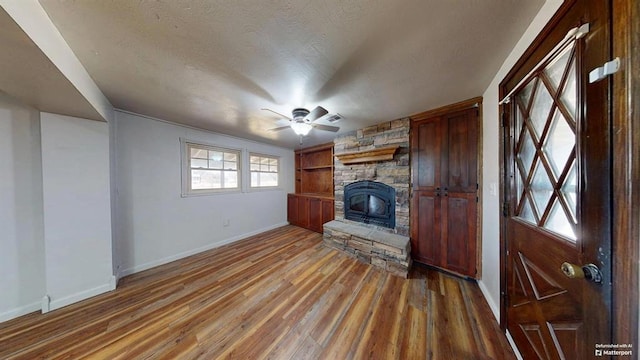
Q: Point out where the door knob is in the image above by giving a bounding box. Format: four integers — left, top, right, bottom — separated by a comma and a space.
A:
561, 262, 603, 283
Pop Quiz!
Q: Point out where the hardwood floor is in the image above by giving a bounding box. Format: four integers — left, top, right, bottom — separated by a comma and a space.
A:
0, 226, 515, 359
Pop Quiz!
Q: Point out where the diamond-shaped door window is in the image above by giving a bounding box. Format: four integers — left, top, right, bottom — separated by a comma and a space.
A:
529, 82, 554, 140
530, 161, 554, 217
561, 59, 578, 120
543, 109, 575, 180
518, 128, 537, 177
520, 196, 536, 224
545, 200, 576, 239
544, 45, 573, 91
513, 40, 578, 241
517, 78, 536, 112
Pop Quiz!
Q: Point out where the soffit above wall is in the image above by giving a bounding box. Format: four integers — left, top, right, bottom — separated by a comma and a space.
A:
0, 7, 104, 122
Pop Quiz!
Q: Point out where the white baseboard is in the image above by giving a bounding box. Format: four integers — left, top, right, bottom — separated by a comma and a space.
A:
477, 279, 500, 322
120, 222, 289, 277
0, 301, 41, 323
477, 280, 524, 359
45, 276, 117, 313
109, 274, 118, 289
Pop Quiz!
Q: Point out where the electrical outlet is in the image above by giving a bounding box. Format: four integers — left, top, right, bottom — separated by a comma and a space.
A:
223, 219, 230, 227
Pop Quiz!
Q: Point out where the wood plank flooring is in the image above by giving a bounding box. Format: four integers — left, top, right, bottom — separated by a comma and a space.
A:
0, 225, 515, 359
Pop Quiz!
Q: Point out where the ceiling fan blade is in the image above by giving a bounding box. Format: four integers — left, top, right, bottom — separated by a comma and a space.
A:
312, 124, 340, 132
305, 106, 329, 122
261, 108, 292, 120
268, 126, 291, 132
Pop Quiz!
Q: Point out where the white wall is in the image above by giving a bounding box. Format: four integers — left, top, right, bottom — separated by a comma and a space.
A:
40, 112, 114, 312
478, 0, 564, 321
1, 104, 293, 321
113, 111, 294, 277
0, 93, 45, 322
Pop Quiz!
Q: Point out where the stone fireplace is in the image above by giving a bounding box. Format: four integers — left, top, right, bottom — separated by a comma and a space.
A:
323, 118, 411, 277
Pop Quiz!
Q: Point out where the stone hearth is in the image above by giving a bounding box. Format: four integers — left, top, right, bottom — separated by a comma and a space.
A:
323, 220, 411, 278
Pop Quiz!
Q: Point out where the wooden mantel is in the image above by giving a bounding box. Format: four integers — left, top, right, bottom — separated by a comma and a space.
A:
335, 145, 400, 165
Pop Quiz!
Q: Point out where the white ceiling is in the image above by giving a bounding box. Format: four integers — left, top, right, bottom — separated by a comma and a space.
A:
16, 1, 544, 148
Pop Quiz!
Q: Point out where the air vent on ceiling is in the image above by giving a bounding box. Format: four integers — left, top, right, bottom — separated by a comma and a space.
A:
325, 113, 343, 123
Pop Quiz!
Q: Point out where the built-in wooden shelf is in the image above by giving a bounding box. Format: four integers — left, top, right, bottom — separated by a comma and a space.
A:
290, 142, 335, 233
335, 145, 400, 164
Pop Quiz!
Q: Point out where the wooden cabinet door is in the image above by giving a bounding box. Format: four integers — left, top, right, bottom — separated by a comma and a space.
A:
411, 118, 445, 268
321, 199, 334, 227
412, 118, 443, 192
308, 197, 323, 233
411, 191, 441, 265
287, 195, 333, 233
411, 106, 478, 277
442, 109, 478, 277
287, 194, 298, 226
442, 192, 477, 276
297, 196, 309, 229
444, 109, 477, 194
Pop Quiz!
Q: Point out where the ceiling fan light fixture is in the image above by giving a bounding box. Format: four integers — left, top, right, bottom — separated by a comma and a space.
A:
291, 121, 312, 136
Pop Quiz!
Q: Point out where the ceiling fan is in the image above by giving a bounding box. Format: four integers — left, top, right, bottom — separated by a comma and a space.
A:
262, 106, 341, 136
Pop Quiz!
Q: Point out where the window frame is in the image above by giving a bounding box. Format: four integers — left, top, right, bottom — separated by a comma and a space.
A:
182, 140, 242, 196
249, 152, 281, 189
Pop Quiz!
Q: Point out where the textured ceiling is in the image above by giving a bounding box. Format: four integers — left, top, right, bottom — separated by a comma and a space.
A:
36, 0, 544, 148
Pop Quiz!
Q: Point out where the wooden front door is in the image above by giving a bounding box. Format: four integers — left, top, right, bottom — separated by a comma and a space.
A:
501, 0, 612, 358
411, 105, 479, 278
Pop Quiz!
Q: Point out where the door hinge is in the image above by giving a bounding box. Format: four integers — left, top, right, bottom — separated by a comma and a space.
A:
502, 202, 510, 217
501, 111, 508, 127
476, 196, 479, 203
501, 291, 508, 307
589, 57, 621, 83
